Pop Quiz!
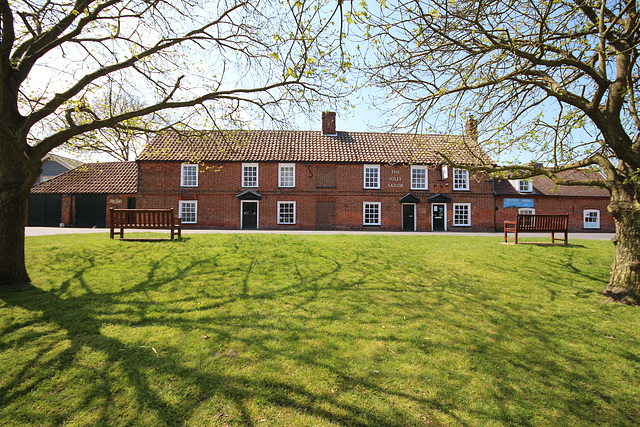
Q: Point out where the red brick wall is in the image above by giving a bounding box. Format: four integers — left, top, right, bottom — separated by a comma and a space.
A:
496, 195, 614, 232
137, 161, 497, 231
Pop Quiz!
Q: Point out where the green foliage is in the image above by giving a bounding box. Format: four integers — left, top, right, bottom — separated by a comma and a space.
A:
0, 233, 638, 425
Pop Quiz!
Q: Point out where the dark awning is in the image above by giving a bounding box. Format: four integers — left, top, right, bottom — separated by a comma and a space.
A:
428, 193, 452, 203
399, 192, 420, 204
237, 190, 262, 200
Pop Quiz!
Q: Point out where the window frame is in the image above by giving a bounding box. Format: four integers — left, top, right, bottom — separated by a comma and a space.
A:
518, 208, 535, 215
277, 201, 296, 225
178, 200, 198, 224
278, 163, 295, 188
363, 164, 380, 189
583, 209, 600, 229
453, 203, 471, 226
518, 179, 533, 193
453, 168, 469, 191
180, 164, 198, 187
363, 202, 381, 226
242, 163, 259, 187
411, 165, 428, 190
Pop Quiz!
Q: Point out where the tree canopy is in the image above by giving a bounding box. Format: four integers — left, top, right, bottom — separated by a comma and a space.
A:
353, 0, 640, 304
0, 0, 349, 284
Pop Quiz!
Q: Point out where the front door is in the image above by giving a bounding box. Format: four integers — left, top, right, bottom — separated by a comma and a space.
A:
402, 204, 415, 231
242, 201, 258, 229
432, 204, 446, 231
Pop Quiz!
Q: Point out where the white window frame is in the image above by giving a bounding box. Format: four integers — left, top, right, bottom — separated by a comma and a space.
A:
453, 203, 471, 226
363, 202, 381, 225
518, 179, 533, 193
453, 168, 469, 191
518, 208, 535, 215
411, 165, 428, 190
242, 163, 259, 187
179, 200, 198, 224
584, 209, 600, 229
180, 164, 198, 187
277, 201, 296, 224
364, 164, 380, 189
278, 163, 295, 188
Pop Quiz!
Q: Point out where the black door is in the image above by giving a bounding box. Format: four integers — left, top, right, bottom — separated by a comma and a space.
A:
127, 197, 136, 209
27, 194, 62, 226
75, 194, 107, 227
242, 202, 258, 229
402, 204, 415, 231
432, 204, 445, 231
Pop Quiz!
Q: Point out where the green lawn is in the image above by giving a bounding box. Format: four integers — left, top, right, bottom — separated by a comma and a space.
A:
1, 233, 639, 426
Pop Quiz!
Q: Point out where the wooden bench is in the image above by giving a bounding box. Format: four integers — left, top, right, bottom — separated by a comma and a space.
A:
504, 213, 569, 245
110, 208, 181, 240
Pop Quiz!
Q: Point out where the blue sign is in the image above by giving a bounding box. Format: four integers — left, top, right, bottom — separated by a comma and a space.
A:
503, 198, 534, 208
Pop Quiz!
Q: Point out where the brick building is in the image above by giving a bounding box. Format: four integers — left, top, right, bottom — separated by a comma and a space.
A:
29, 113, 615, 233
29, 162, 138, 227
493, 169, 614, 232
136, 113, 496, 231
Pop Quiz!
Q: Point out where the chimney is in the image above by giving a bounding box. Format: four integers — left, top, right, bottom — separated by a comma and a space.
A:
322, 111, 336, 135
465, 116, 478, 140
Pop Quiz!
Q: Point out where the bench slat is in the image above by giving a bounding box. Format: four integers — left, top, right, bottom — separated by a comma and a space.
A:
110, 208, 181, 240
504, 214, 568, 245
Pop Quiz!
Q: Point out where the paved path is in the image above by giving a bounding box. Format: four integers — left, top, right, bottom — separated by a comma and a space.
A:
25, 227, 615, 240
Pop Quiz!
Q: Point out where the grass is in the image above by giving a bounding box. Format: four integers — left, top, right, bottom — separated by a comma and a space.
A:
1, 233, 639, 426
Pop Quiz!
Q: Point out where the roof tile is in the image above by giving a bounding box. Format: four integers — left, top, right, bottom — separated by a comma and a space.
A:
494, 170, 609, 197
31, 161, 138, 194
137, 130, 494, 165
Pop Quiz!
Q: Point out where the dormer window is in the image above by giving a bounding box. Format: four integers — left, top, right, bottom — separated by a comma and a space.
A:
518, 179, 532, 193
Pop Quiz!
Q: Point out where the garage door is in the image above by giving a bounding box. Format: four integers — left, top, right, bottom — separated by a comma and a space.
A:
28, 194, 62, 227
75, 194, 107, 227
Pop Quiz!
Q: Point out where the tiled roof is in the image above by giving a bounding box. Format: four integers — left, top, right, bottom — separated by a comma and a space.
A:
137, 130, 494, 165
494, 169, 609, 197
31, 162, 138, 194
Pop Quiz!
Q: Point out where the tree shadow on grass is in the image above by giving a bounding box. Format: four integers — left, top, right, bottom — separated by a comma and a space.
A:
0, 250, 466, 426
1, 236, 634, 425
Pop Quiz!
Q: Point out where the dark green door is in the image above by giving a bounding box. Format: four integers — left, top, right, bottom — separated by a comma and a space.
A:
242, 202, 258, 229
75, 194, 107, 227
432, 204, 445, 231
402, 204, 415, 231
27, 194, 62, 226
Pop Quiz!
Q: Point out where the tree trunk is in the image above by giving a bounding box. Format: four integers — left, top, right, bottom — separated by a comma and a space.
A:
603, 182, 640, 305
0, 130, 35, 286
0, 186, 31, 285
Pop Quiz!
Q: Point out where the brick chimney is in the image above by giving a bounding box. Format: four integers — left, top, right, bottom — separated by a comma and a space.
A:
465, 116, 478, 140
322, 111, 337, 135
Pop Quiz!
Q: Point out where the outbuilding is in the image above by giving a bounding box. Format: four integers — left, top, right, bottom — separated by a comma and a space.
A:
29, 162, 138, 227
